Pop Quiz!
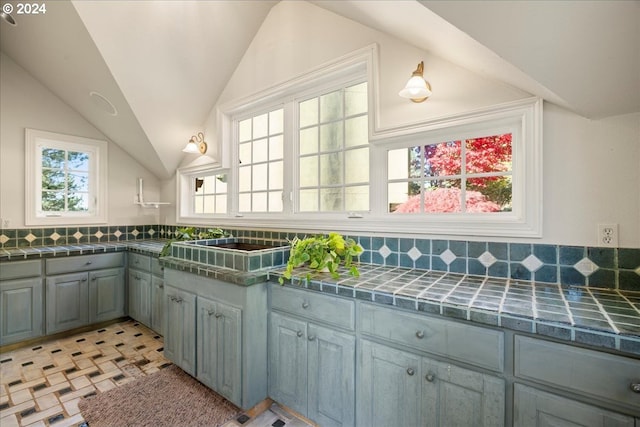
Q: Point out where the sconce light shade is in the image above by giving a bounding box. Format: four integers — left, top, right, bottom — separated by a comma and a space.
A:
399, 61, 432, 103
183, 132, 207, 154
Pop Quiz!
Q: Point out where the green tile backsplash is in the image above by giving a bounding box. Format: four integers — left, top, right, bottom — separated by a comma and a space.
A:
1, 224, 638, 291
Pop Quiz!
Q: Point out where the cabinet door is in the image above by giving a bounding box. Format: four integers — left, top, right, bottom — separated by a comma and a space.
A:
150, 275, 164, 335
197, 297, 219, 389
163, 286, 196, 376
0, 278, 43, 345
357, 340, 421, 427
307, 323, 355, 427
46, 273, 89, 334
89, 268, 125, 323
421, 357, 504, 427
269, 312, 308, 415
514, 384, 634, 427
128, 270, 151, 326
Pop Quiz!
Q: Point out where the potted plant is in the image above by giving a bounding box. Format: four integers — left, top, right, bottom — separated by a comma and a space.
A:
159, 227, 228, 257
279, 232, 363, 284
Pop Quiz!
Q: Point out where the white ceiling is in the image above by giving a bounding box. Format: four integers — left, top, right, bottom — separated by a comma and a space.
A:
1, 0, 638, 179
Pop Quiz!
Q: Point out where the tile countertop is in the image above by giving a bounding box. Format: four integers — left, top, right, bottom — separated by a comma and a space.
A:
2, 241, 639, 357
270, 264, 640, 358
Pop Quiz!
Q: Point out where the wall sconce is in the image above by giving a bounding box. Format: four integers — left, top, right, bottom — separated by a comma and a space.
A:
183, 132, 207, 154
398, 61, 432, 103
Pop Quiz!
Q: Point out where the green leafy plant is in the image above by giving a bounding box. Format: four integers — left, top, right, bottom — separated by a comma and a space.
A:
159, 227, 227, 257
279, 232, 363, 284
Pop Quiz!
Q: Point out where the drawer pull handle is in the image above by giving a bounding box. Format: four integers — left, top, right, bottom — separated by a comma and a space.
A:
631, 382, 640, 393
207, 310, 215, 316
302, 302, 309, 309
425, 372, 436, 382
175, 297, 183, 304
159, 284, 164, 289
416, 330, 425, 339
406, 368, 415, 376
296, 330, 303, 338
85, 261, 92, 265
215, 313, 223, 319
308, 335, 316, 341
81, 278, 88, 282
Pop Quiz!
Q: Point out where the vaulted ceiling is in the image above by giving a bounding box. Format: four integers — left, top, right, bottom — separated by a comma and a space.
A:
1, 0, 638, 179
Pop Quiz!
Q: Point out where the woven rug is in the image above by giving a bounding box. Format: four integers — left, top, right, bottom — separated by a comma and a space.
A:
79, 365, 241, 427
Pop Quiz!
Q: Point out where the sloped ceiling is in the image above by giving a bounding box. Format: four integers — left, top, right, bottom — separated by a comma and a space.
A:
1, 0, 638, 180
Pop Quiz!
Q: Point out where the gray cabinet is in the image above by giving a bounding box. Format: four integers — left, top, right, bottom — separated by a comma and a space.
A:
89, 268, 125, 323
45, 253, 125, 335
358, 339, 504, 427
269, 286, 356, 427
164, 268, 268, 410
197, 296, 242, 404
0, 259, 43, 345
514, 384, 634, 427
128, 252, 164, 334
128, 269, 151, 327
46, 272, 89, 334
163, 285, 196, 376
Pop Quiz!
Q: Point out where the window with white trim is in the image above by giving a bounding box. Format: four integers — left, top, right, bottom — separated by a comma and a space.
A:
176, 47, 541, 238
194, 172, 228, 215
25, 129, 108, 226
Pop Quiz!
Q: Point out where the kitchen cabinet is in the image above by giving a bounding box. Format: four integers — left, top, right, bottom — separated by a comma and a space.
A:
197, 295, 241, 404
513, 335, 639, 424
128, 252, 164, 334
357, 302, 505, 427
0, 259, 43, 345
46, 253, 125, 334
164, 268, 268, 409
514, 384, 634, 427
269, 286, 356, 427
358, 339, 504, 427
163, 285, 196, 376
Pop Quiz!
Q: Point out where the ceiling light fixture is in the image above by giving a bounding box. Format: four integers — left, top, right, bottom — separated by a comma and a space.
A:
399, 61, 432, 103
183, 132, 207, 154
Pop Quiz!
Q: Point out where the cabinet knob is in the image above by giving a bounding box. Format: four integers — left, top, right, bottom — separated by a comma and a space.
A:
91, 277, 96, 281
296, 330, 303, 338
207, 310, 215, 316
308, 335, 316, 341
631, 382, 640, 393
215, 313, 223, 319
425, 372, 436, 382
302, 302, 309, 309
159, 284, 164, 289
416, 330, 425, 339
406, 368, 415, 376
81, 278, 88, 282
175, 297, 183, 304
85, 261, 92, 265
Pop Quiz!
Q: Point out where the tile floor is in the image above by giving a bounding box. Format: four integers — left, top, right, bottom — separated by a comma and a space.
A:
0, 320, 170, 427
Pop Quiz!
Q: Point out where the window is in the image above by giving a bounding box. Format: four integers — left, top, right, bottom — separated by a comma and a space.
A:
193, 173, 228, 215
298, 82, 369, 212
238, 108, 284, 213
177, 46, 541, 237
388, 133, 513, 214
25, 129, 108, 225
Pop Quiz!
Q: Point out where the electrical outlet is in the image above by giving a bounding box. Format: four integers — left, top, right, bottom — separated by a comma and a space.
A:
597, 224, 618, 247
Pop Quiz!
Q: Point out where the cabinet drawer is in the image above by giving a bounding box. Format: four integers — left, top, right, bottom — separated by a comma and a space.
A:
359, 303, 504, 372
515, 335, 640, 409
0, 260, 42, 280
129, 253, 151, 272
46, 253, 125, 275
150, 257, 164, 276
271, 285, 355, 331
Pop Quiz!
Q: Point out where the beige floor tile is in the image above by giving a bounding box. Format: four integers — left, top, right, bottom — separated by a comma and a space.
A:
97, 360, 117, 373
0, 414, 19, 427
32, 382, 70, 399
19, 404, 62, 426
35, 393, 60, 411
9, 388, 33, 405
45, 373, 66, 386
8, 379, 45, 394
24, 420, 46, 427
69, 376, 91, 390
0, 400, 35, 418
53, 412, 84, 427
93, 379, 116, 393
59, 385, 95, 403
65, 366, 97, 381
62, 397, 80, 416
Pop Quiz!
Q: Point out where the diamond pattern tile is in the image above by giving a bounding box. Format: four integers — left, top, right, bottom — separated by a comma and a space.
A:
24, 233, 36, 243
440, 249, 456, 265
113, 230, 122, 238
522, 254, 544, 272
478, 251, 497, 268
407, 247, 421, 261
72, 231, 83, 240
574, 257, 599, 277
131, 230, 140, 237
378, 245, 391, 259
49, 232, 61, 242
94, 231, 104, 239
0, 234, 9, 244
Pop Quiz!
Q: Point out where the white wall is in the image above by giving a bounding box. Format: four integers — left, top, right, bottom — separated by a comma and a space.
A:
162, 0, 640, 248
0, 53, 161, 228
